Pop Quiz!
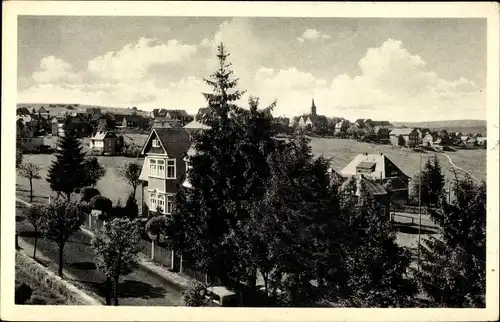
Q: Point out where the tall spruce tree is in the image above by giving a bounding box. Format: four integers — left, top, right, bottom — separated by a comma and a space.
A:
165, 43, 272, 286
418, 173, 486, 307
46, 124, 86, 200
418, 154, 445, 207
334, 181, 417, 307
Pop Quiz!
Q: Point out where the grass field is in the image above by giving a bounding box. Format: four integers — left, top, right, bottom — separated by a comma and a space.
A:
308, 137, 486, 183
16, 154, 145, 205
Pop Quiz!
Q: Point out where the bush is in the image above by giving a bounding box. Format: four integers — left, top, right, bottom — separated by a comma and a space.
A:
89, 195, 113, 214
15, 282, 33, 304
27, 294, 50, 305
182, 281, 209, 307
80, 187, 101, 202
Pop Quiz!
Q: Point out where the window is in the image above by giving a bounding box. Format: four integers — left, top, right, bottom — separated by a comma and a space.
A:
149, 159, 157, 176
157, 159, 165, 177
149, 192, 175, 214
167, 159, 176, 179
158, 194, 165, 212
152, 138, 160, 148
149, 158, 165, 177
149, 192, 158, 212
166, 194, 174, 214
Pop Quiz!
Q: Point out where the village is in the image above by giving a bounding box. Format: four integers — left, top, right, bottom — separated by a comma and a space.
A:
14, 94, 487, 307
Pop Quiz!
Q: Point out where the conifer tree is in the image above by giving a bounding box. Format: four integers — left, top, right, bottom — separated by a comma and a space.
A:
165, 43, 278, 287
46, 124, 87, 200
418, 173, 486, 307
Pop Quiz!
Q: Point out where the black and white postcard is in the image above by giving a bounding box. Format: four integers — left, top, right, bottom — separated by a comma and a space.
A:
1, 1, 499, 322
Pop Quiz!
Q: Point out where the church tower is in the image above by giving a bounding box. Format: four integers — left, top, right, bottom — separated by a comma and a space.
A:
311, 98, 317, 116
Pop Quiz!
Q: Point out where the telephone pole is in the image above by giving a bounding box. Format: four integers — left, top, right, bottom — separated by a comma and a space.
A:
417, 152, 423, 271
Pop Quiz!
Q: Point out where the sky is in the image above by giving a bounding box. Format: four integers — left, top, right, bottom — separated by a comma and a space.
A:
17, 16, 487, 122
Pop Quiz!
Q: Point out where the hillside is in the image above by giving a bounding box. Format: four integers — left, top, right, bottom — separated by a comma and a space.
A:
391, 119, 487, 134
17, 103, 150, 117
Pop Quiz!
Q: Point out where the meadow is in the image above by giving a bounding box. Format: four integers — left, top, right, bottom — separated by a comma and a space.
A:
309, 137, 486, 183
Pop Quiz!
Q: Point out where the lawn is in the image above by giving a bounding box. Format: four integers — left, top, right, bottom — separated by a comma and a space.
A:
16, 154, 146, 206
308, 137, 486, 183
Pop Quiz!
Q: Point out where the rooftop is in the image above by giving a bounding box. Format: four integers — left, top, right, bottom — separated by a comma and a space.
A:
340, 153, 409, 181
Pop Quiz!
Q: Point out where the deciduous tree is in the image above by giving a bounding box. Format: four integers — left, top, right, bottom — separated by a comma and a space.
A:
118, 162, 142, 198
82, 156, 106, 187
24, 204, 44, 259
39, 200, 85, 277
18, 163, 42, 202
91, 217, 141, 306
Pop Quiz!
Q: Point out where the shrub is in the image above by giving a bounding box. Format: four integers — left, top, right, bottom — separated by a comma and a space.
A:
15, 283, 33, 304
182, 281, 209, 307
80, 187, 101, 202
89, 195, 113, 214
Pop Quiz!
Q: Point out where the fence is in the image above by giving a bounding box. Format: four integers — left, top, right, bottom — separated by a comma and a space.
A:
84, 214, 173, 269
392, 204, 429, 215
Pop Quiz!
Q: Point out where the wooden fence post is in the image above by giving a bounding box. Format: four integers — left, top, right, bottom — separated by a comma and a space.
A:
88, 214, 92, 230
171, 249, 175, 270
179, 254, 183, 274
151, 240, 155, 261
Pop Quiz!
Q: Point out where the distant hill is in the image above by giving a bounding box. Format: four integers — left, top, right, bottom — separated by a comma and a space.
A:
391, 119, 487, 135
16, 103, 150, 117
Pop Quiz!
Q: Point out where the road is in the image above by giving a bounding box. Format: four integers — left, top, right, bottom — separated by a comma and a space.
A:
440, 152, 479, 181
15, 201, 184, 306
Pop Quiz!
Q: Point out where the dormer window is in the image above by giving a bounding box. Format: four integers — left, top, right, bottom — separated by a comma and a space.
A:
152, 138, 160, 148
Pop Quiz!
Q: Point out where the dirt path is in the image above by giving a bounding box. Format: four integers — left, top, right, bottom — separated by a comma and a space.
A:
440, 153, 479, 181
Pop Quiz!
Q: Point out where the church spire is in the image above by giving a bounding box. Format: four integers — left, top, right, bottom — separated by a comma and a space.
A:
311, 98, 317, 116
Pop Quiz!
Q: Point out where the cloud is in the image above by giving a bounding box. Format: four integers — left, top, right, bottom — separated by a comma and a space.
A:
18, 34, 485, 122
297, 29, 331, 42
87, 37, 197, 82
248, 38, 485, 121
32, 56, 78, 84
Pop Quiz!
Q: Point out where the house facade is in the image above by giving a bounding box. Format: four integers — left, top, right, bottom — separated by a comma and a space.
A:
150, 109, 193, 126
89, 131, 117, 154
421, 133, 434, 147
374, 126, 391, 143
389, 128, 419, 147
139, 128, 192, 215
334, 120, 350, 134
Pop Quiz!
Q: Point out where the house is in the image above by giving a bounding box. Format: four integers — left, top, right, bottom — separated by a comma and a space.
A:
374, 126, 391, 143
334, 120, 350, 134
339, 174, 390, 219
340, 153, 410, 200
113, 114, 149, 129
477, 137, 487, 148
89, 131, 118, 154
465, 137, 478, 149
153, 118, 174, 129
389, 128, 419, 147
138, 128, 192, 215
421, 132, 434, 147
35, 106, 50, 118
372, 120, 393, 128
63, 115, 93, 138
150, 109, 193, 126
354, 119, 365, 128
